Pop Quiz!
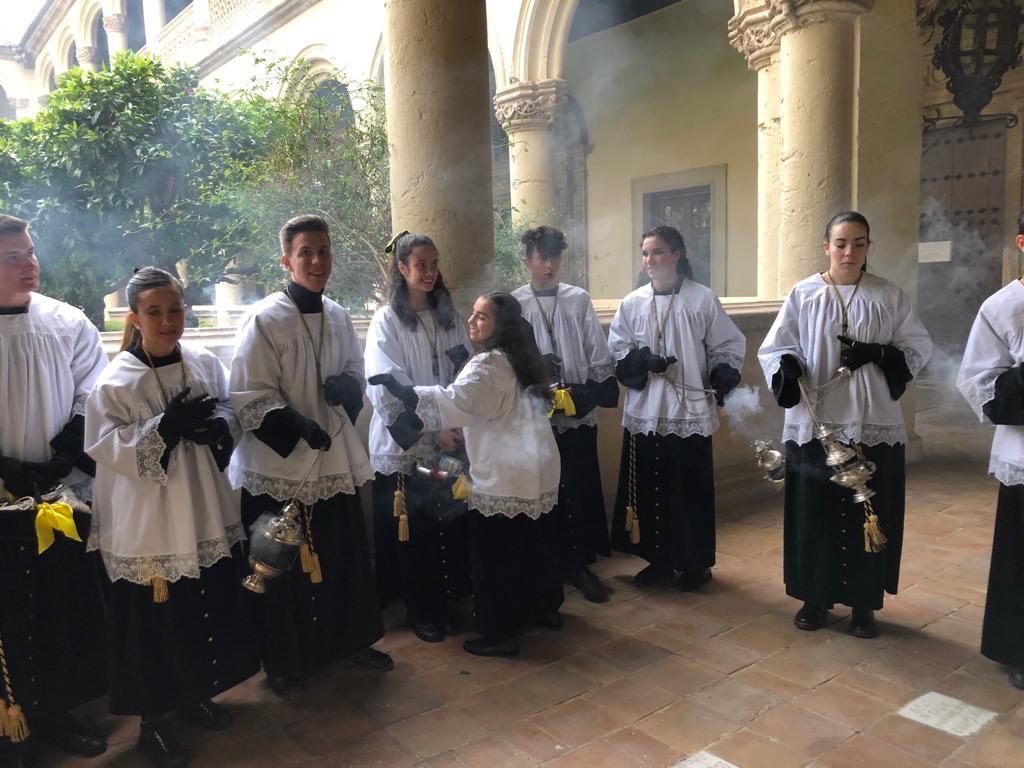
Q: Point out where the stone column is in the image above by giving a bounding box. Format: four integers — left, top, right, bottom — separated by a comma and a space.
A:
103, 14, 128, 54
9, 98, 29, 118
729, 3, 782, 299
384, 0, 495, 309
773, 0, 873, 293
493, 79, 566, 226
76, 46, 99, 73
141, 0, 166, 53
214, 280, 242, 327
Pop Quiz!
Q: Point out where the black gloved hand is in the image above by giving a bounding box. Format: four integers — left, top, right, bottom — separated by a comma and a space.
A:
185, 416, 231, 447
616, 347, 652, 390
837, 335, 884, 372
709, 363, 741, 407
386, 410, 426, 451
779, 354, 804, 380
445, 344, 471, 371
297, 418, 332, 451
646, 354, 677, 374
324, 373, 364, 424
541, 353, 563, 383
0, 456, 47, 498
367, 373, 419, 411
161, 388, 218, 439
568, 383, 597, 419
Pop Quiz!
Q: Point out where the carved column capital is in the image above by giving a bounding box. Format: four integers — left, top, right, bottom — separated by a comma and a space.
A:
103, 14, 125, 34
76, 46, 98, 65
493, 79, 567, 133
728, 2, 780, 70
9, 98, 29, 110
768, 0, 874, 37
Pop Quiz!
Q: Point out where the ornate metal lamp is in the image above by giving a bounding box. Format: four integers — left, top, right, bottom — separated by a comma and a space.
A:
930, 0, 1023, 124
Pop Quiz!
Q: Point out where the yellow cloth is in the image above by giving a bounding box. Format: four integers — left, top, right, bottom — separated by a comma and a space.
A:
34, 501, 81, 554
547, 388, 576, 418
452, 474, 471, 501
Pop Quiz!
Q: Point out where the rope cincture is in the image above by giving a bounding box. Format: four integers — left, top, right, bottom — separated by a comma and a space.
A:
624, 432, 640, 545
298, 501, 323, 584
0, 629, 29, 742
394, 473, 409, 542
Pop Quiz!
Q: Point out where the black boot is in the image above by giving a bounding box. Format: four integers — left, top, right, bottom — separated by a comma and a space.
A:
793, 602, 827, 631
138, 717, 189, 768
44, 711, 107, 757
570, 567, 610, 603
463, 635, 520, 657
1009, 668, 1024, 690
633, 562, 671, 586
178, 700, 233, 731
677, 568, 712, 592
849, 608, 879, 639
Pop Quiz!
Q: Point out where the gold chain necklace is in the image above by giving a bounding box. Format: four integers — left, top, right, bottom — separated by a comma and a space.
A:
285, 288, 326, 389
141, 343, 188, 407
823, 270, 863, 337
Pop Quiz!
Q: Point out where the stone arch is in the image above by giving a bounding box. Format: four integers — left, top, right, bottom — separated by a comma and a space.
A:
78, 0, 105, 43
510, 0, 580, 84
55, 27, 78, 73
36, 53, 56, 93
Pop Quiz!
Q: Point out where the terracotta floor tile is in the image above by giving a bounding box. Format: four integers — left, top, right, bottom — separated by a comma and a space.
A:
413, 665, 484, 702
748, 703, 855, 760
496, 722, 567, 763
319, 731, 418, 768
866, 713, 965, 763
632, 653, 725, 696
387, 705, 489, 759
601, 726, 682, 768
756, 645, 849, 688
679, 638, 763, 674
554, 614, 624, 651
854, 648, 952, 693
732, 665, 813, 701
593, 597, 676, 634
589, 636, 673, 672
686, 677, 782, 724
794, 681, 893, 730
633, 612, 732, 652
541, 740, 647, 768
831, 669, 917, 707
353, 677, 447, 728
954, 724, 1024, 768
817, 734, 934, 768
721, 613, 800, 655
558, 651, 626, 685
453, 683, 552, 732
582, 677, 677, 723
415, 754, 467, 768
454, 735, 538, 767
283, 704, 378, 756
503, 662, 597, 710
530, 698, 625, 747
896, 586, 971, 616
708, 728, 809, 768
636, 700, 740, 754
933, 672, 1024, 714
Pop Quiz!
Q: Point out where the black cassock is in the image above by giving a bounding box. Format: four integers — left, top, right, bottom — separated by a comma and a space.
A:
0, 508, 107, 725
372, 470, 472, 627
553, 424, 612, 574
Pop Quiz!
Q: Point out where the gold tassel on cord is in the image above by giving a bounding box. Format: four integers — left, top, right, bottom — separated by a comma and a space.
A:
393, 488, 405, 518
299, 543, 324, 583
151, 577, 169, 603
624, 505, 635, 532
0, 630, 29, 742
4, 703, 28, 742
863, 502, 887, 553
398, 513, 410, 542
630, 517, 641, 545
395, 474, 409, 542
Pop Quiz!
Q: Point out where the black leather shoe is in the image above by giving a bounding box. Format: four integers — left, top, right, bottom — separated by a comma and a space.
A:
179, 700, 233, 731
570, 567, 610, 603
677, 568, 712, 592
1010, 669, 1024, 690
345, 647, 394, 671
463, 636, 520, 657
412, 623, 446, 643
46, 712, 107, 757
793, 602, 827, 631
138, 719, 189, 768
633, 563, 671, 586
535, 610, 564, 630
849, 608, 879, 639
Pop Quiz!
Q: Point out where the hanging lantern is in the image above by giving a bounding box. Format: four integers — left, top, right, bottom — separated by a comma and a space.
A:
932, 0, 1024, 123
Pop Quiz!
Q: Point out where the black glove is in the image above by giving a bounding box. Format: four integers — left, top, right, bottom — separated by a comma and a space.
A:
708, 363, 741, 407
297, 417, 332, 451
324, 373, 364, 424
200, 420, 235, 472
186, 416, 231, 447
779, 354, 804, 380
568, 383, 597, 419
983, 364, 1024, 425
445, 344, 470, 371
0, 455, 47, 498
838, 335, 884, 372
646, 354, 677, 374
160, 388, 218, 439
615, 347, 652, 390
386, 410, 425, 451
367, 373, 419, 411
542, 353, 563, 383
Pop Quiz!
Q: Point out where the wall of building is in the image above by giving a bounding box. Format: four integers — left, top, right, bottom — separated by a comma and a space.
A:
563, 0, 758, 300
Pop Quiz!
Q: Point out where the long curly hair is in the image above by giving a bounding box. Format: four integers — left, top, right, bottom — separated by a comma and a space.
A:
478, 291, 552, 397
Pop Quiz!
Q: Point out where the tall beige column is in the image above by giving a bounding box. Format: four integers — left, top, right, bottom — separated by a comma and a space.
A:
103, 14, 128, 55
493, 79, 566, 226
774, 0, 872, 293
384, 0, 495, 308
729, 3, 782, 298
141, 0, 166, 54
76, 46, 99, 73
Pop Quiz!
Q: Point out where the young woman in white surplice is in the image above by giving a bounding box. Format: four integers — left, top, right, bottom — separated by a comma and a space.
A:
369, 292, 563, 657
86, 268, 258, 768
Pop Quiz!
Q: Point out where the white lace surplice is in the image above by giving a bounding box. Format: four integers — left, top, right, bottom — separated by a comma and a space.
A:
607, 280, 746, 438
0, 293, 107, 498
758, 272, 933, 447
85, 344, 244, 584
228, 293, 373, 504
365, 305, 471, 475
413, 350, 560, 519
511, 283, 616, 432
957, 280, 1024, 485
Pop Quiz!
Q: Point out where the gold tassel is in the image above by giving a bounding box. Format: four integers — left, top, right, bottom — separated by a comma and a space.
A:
863, 512, 887, 553
0, 699, 8, 738
630, 516, 641, 545
393, 488, 405, 518
4, 703, 28, 743
398, 513, 410, 542
624, 504, 635, 532
151, 576, 169, 603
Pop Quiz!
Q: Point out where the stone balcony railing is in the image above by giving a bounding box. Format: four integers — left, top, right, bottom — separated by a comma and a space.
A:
156, 3, 195, 64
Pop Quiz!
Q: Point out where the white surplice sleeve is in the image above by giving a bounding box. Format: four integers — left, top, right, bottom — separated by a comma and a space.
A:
413, 352, 515, 432
704, 294, 746, 372
230, 313, 288, 432
608, 301, 638, 363
365, 310, 413, 426
583, 300, 615, 382
758, 291, 805, 385
891, 288, 933, 378
85, 385, 169, 486
958, 307, 1012, 420
70, 318, 107, 418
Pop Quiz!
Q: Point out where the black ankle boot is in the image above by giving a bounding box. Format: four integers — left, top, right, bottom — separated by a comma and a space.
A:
793, 602, 827, 631
138, 718, 189, 768
1009, 668, 1024, 690
178, 699, 233, 731
850, 608, 879, 639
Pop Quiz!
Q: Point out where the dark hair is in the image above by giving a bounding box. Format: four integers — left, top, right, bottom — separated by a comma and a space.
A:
279, 214, 331, 255
477, 291, 552, 397
120, 267, 184, 352
0, 214, 30, 238
385, 233, 457, 331
640, 225, 694, 281
521, 226, 567, 261
823, 211, 871, 273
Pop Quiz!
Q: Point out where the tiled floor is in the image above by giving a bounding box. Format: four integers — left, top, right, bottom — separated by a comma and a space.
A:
50, 384, 1024, 767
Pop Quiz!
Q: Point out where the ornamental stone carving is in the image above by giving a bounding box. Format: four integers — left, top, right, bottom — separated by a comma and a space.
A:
103, 14, 126, 33
9, 98, 29, 110
76, 46, 98, 65
493, 79, 567, 133
767, 0, 874, 36
728, 1, 780, 70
